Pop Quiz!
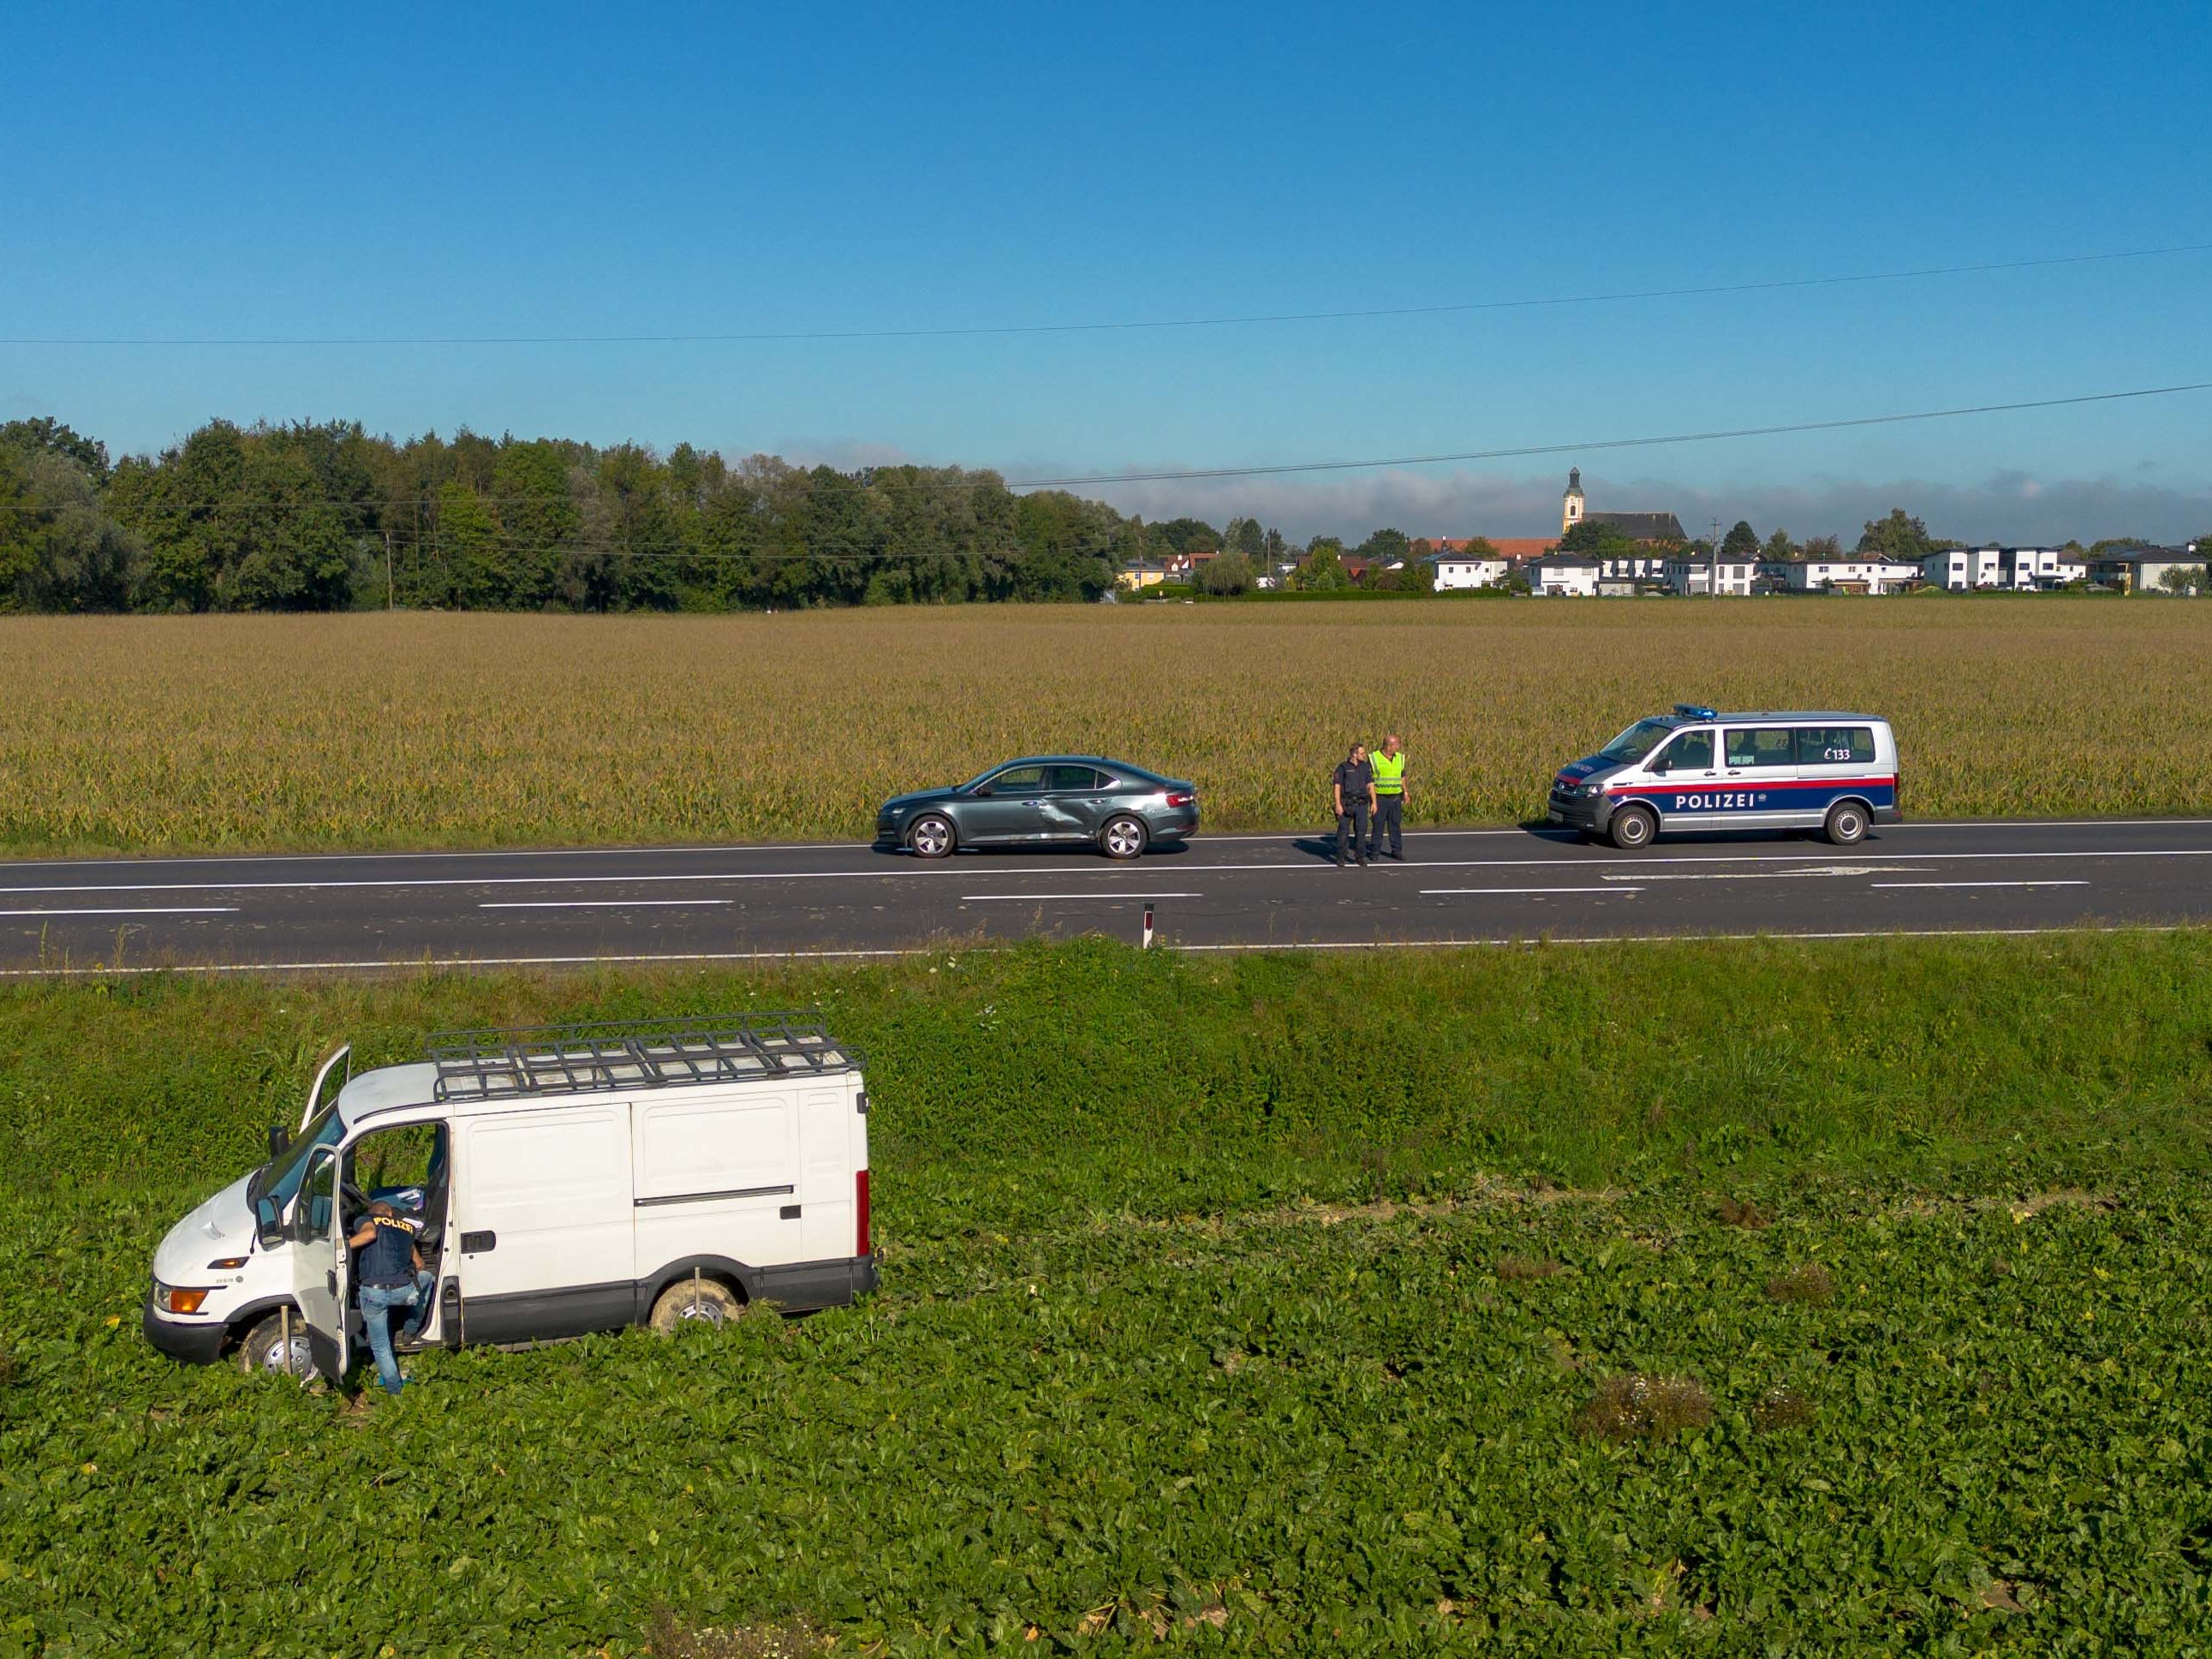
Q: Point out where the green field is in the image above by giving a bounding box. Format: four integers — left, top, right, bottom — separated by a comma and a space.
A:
4, 932, 2211, 1653
0, 599, 2207, 856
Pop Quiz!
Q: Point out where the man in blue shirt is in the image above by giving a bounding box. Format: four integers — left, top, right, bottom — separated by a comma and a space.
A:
347, 1201, 430, 1396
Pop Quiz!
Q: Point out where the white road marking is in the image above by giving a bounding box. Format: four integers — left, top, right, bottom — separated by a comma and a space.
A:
1422, 886, 1642, 896
1601, 865, 1923, 881
0, 906, 239, 917
478, 899, 735, 909
2, 844, 2207, 898
1, 922, 2186, 978
961, 892, 1203, 901
1869, 880, 2089, 890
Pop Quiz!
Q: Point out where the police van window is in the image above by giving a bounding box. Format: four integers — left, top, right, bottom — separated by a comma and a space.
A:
1796, 727, 1875, 765
1725, 728, 1798, 767
1655, 730, 1713, 771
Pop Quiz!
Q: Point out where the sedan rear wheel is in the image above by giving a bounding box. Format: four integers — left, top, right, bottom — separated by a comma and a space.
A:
1100, 815, 1148, 860
909, 814, 955, 859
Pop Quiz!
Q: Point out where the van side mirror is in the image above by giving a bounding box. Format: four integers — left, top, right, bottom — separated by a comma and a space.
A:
254, 1194, 284, 1248
1649, 755, 1670, 774
267, 1124, 290, 1160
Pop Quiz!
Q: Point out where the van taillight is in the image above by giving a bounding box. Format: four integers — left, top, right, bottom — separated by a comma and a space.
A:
856, 1169, 871, 1258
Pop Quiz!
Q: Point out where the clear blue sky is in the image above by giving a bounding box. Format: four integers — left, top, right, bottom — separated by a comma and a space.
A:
5, 0, 2209, 542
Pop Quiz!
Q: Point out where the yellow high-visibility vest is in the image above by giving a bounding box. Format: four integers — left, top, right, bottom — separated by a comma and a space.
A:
1371, 751, 1406, 794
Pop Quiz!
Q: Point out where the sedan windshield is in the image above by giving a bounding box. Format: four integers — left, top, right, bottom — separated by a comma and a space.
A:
1595, 719, 1680, 764
247, 1100, 344, 1209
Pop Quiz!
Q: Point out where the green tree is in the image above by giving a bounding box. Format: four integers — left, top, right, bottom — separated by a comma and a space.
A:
1555, 519, 1639, 560
2158, 563, 2207, 594
1762, 528, 1798, 561
1294, 541, 1350, 591
1356, 528, 1411, 569
1720, 521, 1762, 561
1198, 550, 1255, 595
1803, 534, 1843, 560
1857, 508, 1947, 561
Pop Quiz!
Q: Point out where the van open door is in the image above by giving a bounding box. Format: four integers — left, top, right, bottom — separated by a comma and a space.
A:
302, 1043, 351, 1132
288, 1145, 351, 1383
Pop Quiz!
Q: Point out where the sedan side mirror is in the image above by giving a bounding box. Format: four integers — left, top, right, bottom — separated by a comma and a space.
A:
267, 1124, 290, 1160
970, 784, 993, 797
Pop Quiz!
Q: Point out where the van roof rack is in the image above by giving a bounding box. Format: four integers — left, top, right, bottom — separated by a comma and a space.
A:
425, 1013, 859, 1102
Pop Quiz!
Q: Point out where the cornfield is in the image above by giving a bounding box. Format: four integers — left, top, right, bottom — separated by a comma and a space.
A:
0, 599, 2203, 854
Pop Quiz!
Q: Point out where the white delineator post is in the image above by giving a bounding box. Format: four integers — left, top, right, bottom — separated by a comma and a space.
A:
1142, 903, 1154, 950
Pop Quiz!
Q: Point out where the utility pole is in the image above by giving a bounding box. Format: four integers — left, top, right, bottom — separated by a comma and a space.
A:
1709, 518, 1721, 600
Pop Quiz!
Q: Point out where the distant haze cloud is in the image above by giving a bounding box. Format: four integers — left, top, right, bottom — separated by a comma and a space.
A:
764, 439, 2209, 547
1068, 466, 2212, 547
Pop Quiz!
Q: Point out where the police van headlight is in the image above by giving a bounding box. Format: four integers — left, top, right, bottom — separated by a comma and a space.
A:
1569, 781, 1603, 798
152, 1280, 213, 1316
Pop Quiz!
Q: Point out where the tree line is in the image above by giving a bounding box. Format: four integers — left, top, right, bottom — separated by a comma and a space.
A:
1, 416, 2197, 611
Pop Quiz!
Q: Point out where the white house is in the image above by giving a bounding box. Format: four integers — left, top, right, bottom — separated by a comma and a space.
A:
1664, 556, 1756, 596
1920, 546, 2003, 589
1758, 558, 1923, 594
1998, 546, 2086, 588
1529, 554, 1601, 597
1423, 552, 1511, 591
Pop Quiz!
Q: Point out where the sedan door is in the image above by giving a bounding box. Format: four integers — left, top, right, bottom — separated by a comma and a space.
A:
1037, 765, 1113, 843
960, 764, 1052, 844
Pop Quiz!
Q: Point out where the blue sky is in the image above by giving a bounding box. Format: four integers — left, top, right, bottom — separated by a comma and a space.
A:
5, 0, 2209, 542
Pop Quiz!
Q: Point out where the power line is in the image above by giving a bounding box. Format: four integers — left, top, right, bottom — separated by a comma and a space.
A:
13, 375, 2209, 516
7, 242, 2212, 348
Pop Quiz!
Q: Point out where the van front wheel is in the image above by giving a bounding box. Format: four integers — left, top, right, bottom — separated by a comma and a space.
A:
236, 1310, 316, 1380
1607, 805, 1658, 850
650, 1276, 743, 1334
1823, 801, 1869, 846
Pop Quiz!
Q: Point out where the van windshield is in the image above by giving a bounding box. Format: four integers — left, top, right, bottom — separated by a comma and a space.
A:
1595, 719, 1678, 764
247, 1101, 344, 1209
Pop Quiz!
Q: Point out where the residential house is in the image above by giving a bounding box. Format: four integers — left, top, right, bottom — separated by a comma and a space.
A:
1919, 547, 2003, 589
1664, 555, 1756, 596
1115, 560, 1166, 593
2090, 546, 2203, 592
1757, 557, 1923, 594
1423, 551, 1511, 590
1529, 553, 1601, 597
2000, 546, 2087, 588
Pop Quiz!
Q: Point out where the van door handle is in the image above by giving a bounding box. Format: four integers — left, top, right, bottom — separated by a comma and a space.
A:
461, 1230, 497, 1253
778, 1204, 802, 1220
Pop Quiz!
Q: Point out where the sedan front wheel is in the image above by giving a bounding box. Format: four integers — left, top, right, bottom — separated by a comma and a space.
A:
909, 815, 956, 859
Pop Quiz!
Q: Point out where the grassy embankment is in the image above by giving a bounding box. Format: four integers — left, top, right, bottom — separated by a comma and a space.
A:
3, 930, 2210, 1653
1, 600, 2207, 856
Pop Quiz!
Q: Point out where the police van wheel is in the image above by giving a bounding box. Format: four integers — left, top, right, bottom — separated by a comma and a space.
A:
909, 815, 955, 859
1823, 802, 1869, 846
236, 1311, 316, 1381
1607, 806, 1657, 850
1100, 815, 1148, 860
650, 1277, 743, 1334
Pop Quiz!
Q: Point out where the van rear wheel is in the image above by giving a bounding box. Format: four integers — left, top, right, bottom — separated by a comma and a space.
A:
1823, 801, 1869, 846
236, 1310, 316, 1380
650, 1276, 743, 1334
1607, 804, 1658, 850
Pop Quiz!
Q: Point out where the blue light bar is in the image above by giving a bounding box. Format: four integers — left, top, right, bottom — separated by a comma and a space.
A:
1673, 703, 1718, 720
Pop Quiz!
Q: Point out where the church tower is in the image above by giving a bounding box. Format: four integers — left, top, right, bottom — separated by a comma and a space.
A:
1561, 467, 1586, 536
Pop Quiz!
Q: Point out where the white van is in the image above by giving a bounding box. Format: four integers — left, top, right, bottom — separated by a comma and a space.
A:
1547, 704, 1902, 849
144, 1016, 876, 1381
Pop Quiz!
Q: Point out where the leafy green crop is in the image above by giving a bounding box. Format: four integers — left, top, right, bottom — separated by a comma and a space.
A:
3, 934, 2209, 1653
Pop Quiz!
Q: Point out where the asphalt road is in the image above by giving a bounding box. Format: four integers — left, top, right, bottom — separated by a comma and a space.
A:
1, 818, 2208, 976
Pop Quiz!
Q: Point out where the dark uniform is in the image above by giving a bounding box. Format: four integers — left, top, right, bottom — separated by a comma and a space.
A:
1333, 755, 1374, 867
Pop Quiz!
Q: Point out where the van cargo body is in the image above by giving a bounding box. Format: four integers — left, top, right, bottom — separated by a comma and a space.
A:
144, 1017, 876, 1381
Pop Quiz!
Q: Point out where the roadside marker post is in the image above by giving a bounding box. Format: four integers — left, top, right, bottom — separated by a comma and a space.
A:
1142, 904, 1154, 949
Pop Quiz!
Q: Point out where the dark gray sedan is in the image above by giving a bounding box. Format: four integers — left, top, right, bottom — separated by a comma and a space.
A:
875, 756, 1199, 859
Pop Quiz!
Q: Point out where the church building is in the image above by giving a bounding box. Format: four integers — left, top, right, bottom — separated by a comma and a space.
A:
1560, 468, 1686, 544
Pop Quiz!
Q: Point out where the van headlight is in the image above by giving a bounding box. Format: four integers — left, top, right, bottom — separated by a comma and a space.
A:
152, 1281, 212, 1316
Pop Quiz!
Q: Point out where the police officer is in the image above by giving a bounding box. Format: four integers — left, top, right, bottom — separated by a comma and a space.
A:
1333, 742, 1374, 868
1367, 734, 1406, 860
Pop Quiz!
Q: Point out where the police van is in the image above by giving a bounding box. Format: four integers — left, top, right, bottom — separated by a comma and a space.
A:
143, 1015, 876, 1382
1547, 705, 1900, 850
